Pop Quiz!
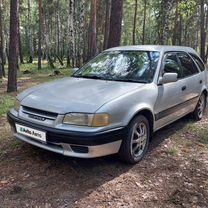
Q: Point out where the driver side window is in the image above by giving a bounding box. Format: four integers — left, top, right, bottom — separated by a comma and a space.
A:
164, 53, 182, 78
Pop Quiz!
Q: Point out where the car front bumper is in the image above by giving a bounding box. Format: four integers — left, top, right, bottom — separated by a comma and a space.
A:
7, 111, 126, 158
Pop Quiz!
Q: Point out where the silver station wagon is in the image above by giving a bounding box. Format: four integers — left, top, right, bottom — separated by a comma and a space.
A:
8, 46, 208, 164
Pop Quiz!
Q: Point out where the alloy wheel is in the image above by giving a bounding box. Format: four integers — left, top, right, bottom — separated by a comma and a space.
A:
130, 122, 147, 158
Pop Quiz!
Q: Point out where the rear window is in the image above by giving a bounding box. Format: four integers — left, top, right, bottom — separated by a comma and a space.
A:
189, 53, 205, 71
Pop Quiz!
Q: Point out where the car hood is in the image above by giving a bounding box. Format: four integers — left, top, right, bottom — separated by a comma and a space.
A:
19, 77, 143, 114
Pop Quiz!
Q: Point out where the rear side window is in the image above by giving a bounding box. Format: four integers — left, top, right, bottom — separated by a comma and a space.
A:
189, 53, 205, 71
164, 53, 182, 78
177, 52, 199, 77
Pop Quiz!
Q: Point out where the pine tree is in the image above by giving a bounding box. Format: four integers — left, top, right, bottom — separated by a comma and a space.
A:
107, 0, 123, 48
7, 0, 19, 92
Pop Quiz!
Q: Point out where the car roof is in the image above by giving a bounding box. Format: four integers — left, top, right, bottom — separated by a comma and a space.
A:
105, 45, 198, 55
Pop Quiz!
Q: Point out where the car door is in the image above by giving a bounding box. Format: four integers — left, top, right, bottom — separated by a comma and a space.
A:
177, 52, 203, 106
189, 53, 207, 92
154, 52, 188, 130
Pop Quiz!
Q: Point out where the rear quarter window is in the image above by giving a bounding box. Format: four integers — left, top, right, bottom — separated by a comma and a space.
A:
189, 53, 205, 72
177, 52, 199, 77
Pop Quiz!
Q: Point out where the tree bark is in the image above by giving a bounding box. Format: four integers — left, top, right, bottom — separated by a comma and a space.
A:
205, 0, 208, 63
159, 0, 174, 45
28, 0, 34, 63
55, 0, 61, 60
107, 0, 123, 48
142, 0, 147, 44
172, 0, 179, 45
78, 0, 85, 66
200, 0, 206, 61
103, 0, 111, 50
44, 6, 55, 69
67, 0, 75, 67
18, 19, 24, 64
7, 0, 19, 92
0, 0, 5, 78
132, 0, 138, 45
91, 0, 97, 57
38, 0, 43, 69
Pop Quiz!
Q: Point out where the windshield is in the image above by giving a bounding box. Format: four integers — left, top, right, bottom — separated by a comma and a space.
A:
73, 51, 160, 83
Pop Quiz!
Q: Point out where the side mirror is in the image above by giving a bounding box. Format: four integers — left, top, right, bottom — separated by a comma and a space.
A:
159, 73, 178, 85
72, 68, 79, 73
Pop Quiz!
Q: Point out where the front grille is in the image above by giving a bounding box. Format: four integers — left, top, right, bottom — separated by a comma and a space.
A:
22, 106, 58, 121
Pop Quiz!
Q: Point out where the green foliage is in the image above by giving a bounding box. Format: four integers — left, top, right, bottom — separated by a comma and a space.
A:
179, 0, 197, 15
198, 128, 208, 147
168, 146, 179, 156
16, 60, 72, 83
0, 95, 15, 116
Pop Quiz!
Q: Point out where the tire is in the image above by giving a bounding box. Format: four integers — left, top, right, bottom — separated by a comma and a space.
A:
192, 93, 206, 121
118, 115, 150, 164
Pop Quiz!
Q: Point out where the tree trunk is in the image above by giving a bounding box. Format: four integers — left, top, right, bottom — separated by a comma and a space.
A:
28, 0, 34, 63
38, 0, 43, 69
205, 1, 208, 63
142, 0, 147, 44
178, 14, 182, 45
18, 19, 24, 64
55, 0, 61, 60
79, 0, 85, 66
74, 0, 78, 67
172, 0, 178, 45
87, 14, 92, 60
159, 0, 173, 45
200, 0, 206, 61
103, 0, 111, 50
132, 0, 138, 45
7, 0, 19, 92
67, 0, 75, 67
44, 7, 55, 69
107, 0, 123, 48
0, 0, 5, 78
91, 0, 97, 57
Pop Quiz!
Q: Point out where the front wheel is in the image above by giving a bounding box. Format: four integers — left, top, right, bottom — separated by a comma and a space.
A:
192, 93, 206, 121
118, 115, 150, 164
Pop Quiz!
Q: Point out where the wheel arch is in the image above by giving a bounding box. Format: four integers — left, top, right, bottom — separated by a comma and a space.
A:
129, 108, 154, 139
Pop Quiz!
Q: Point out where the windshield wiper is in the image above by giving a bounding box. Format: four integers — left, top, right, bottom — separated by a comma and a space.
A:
72, 75, 103, 80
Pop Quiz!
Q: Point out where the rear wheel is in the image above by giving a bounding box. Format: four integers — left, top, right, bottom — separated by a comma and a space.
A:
118, 115, 150, 164
192, 93, 206, 121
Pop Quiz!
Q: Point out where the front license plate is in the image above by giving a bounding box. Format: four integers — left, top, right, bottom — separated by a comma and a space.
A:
15, 124, 46, 143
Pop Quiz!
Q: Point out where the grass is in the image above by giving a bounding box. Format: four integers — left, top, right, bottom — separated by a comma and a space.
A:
183, 121, 208, 148
198, 128, 208, 147
168, 146, 179, 156
4, 59, 72, 80
0, 95, 15, 116
18, 60, 72, 80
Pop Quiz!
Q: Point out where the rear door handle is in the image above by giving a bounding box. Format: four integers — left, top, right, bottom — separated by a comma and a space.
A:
199, 80, 202, 84
182, 86, 186, 91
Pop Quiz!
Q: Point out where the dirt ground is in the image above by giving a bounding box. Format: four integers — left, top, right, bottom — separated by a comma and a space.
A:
0, 79, 208, 208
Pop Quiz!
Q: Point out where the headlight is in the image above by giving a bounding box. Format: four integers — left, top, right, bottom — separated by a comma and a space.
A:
63, 113, 110, 127
14, 99, 21, 112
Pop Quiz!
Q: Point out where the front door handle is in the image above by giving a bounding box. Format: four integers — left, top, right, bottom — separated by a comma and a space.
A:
199, 80, 203, 84
182, 86, 186, 91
